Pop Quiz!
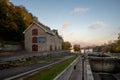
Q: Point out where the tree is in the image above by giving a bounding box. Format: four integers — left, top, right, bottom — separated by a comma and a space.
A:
62, 41, 71, 50
116, 33, 120, 52
73, 44, 81, 53
118, 33, 120, 40
105, 33, 120, 53
0, 0, 34, 42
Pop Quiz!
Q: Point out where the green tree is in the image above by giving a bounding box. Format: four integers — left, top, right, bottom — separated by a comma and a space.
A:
62, 41, 71, 50
106, 33, 120, 53
116, 33, 120, 52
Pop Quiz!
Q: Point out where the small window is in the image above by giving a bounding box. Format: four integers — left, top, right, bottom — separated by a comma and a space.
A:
39, 37, 46, 43
32, 29, 38, 35
32, 37, 38, 43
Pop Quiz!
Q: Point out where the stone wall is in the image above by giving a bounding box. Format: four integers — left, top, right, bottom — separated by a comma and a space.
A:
0, 45, 22, 51
84, 59, 94, 80
0, 50, 70, 62
89, 57, 120, 73
24, 22, 62, 52
25, 23, 48, 52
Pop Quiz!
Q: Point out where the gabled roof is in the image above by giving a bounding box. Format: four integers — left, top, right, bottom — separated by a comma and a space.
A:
23, 21, 62, 39
52, 29, 58, 35
23, 21, 54, 35
52, 29, 62, 39
23, 21, 47, 34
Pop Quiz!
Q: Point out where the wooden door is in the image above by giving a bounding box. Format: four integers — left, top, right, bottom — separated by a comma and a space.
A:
32, 45, 38, 51
50, 45, 53, 51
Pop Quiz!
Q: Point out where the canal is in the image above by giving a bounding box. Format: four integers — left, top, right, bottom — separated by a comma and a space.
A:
88, 53, 120, 80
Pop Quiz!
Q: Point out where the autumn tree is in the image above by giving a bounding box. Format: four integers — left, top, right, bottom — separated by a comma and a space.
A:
73, 44, 81, 53
0, 0, 34, 42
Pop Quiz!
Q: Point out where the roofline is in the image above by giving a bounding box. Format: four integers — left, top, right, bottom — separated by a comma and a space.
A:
23, 21, 63, 39
23, 21, 47, 34
23, 22, 33, 34
34, 21, 47, 32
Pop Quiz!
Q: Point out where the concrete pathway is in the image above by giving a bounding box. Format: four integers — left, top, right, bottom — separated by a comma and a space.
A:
69, 58, 82, 80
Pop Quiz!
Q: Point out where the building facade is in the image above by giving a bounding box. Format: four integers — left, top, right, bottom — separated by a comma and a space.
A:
23, 21, 62, 52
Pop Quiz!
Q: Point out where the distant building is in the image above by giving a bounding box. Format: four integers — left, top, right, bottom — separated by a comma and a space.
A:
23, 21, 62, 52
93, 46, 105, 53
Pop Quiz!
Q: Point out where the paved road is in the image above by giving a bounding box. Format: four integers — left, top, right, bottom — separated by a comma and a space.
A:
0, 55, 74, 80
69, 58, 82, 80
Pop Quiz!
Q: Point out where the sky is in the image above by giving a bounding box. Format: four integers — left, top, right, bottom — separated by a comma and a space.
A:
10, 0, 120, 47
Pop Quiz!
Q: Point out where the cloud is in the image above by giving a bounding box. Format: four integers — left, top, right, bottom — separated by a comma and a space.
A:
58, 22, 70, 36
89, 21, 108, 30
61, 22, 70, 29
73, 7, 90, 13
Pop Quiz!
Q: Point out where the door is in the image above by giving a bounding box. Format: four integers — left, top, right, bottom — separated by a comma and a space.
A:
32, 45, 38, 51
50, 45, 53, 51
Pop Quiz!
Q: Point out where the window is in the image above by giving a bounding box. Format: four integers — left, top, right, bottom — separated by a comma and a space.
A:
32, 29, 38, 35
32, 37, 38, 43
39, 37, 46, 43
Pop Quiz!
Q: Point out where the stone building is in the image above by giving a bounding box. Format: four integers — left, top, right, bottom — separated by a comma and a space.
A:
23, 21, 62, 52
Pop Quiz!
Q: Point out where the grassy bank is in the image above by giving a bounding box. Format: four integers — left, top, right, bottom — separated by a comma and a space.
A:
109, 53, 120, 58
26, 56, 77, 80
23, 54, 71, 65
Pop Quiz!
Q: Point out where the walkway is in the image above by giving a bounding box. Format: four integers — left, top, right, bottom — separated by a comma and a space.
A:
69, 58, 82, 80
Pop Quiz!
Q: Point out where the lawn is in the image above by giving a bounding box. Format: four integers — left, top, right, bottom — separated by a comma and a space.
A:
109, 53, 120, 58
26, 56, 77, 80
23, 53, 71, 65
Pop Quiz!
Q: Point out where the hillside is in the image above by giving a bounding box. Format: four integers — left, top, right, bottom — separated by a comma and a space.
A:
0, 0, 35, 42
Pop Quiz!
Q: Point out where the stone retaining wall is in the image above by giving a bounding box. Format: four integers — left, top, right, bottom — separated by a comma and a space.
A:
0, 45, 22, 51
84, 59, 94, 80
89, 57, 120, 73
0, 50, 70, 62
